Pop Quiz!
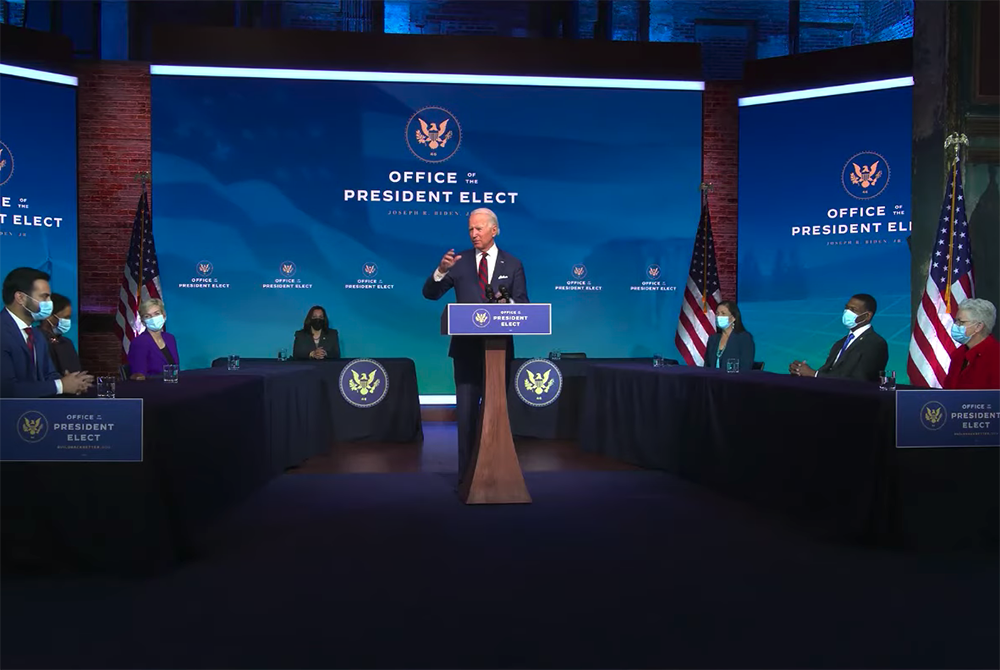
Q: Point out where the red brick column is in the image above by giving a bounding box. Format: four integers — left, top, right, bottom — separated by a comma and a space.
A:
701, 80, 741, 301
77, 62, 151, 374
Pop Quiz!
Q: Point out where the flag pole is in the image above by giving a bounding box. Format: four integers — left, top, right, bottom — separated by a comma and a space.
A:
942, 133, 968, 311
699, 182, 713, 313
134, 172, 150, 324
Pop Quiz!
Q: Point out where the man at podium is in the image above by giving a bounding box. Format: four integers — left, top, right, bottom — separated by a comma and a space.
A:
423, 208, 529, 484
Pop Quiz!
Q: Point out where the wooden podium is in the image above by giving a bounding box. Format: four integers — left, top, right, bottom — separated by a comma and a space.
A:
444, 303, 552, 505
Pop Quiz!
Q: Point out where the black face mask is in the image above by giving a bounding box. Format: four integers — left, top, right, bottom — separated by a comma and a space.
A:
310, 318, 325, 330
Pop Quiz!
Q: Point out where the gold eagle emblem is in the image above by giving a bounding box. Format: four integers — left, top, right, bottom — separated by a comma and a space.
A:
648, 266, 660, 278
850, 161, 882, 189
923, 406, 943, 425
21, 416, 43, 437
363, 264, 377, 275
0, 146, 6, 171
281, 263, 294, 275
524, 368, 555, 396
573, 266, 586, 277
198, 263, 211, 274
415, 118, 453, 150
474, 311, 489, 325
348, 369, 380, 397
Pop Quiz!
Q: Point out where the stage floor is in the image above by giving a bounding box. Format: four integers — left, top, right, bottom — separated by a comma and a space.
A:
2, 426, 997, 669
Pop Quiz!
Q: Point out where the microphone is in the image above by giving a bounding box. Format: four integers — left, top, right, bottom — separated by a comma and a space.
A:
485, 285, 497, 303
499, 286, 511, 303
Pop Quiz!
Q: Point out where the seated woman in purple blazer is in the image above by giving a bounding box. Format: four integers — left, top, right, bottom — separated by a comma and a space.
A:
127, 298, 179, 377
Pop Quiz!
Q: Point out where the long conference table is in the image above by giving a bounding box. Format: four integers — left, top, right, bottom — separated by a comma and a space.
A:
578, 363, 999, 551
2, 360, 422, 574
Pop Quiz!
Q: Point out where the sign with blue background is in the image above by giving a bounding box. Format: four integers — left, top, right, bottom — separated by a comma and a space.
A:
896, 390, 1000, 448
514, 359, 563, 408
0, 70, 79, 346
338, 358, 390, 408
0, 399, 143, 462
150, 73, 702, 393
447, 303, 552, 336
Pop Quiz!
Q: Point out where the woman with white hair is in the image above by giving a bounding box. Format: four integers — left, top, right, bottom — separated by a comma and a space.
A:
943, 298, 999, 390
127, 298, 180, 377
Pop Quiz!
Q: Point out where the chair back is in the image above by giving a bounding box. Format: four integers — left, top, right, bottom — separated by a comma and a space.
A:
752, 361, 765, 371
119, 364, 131, 380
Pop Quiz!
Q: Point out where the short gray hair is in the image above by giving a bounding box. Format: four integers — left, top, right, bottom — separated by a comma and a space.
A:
139, 298, 166, 319
470, 207, 499, 234
958, 298, 996, 334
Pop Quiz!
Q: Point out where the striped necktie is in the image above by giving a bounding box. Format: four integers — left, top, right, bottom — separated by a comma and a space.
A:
478, 252, 489, 301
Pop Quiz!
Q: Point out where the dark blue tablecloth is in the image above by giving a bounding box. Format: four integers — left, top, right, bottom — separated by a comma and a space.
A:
507, 358, 642, 439
1, 367, 326, 575
579, 364, 998, 550
211, 358, 422, 443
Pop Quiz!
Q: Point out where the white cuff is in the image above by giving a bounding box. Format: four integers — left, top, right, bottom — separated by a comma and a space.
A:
433, 269, 447, 282
813, 371, 818, 378
55, 379, 63, 395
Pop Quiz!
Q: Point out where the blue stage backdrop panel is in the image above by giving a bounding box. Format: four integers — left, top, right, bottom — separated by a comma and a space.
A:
150, 68, 703, 395
738, 82, 913, 381
0, 66, 79, 344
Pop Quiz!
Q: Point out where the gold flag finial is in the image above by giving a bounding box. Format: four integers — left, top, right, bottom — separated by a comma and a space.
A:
944, 133, 969, 160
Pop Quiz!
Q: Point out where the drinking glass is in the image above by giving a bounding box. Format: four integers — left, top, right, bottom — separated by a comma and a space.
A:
96, 376, 116, 398
879, 370, 896, 391
549, 349, 562, 360
228, 354, 241, 371
726, 359, 740, 373
278, 347, 289, 361
163, 364, 179, 383
653, 354, 664, 368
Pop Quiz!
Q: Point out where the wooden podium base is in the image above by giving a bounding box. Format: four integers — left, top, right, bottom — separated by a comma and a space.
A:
459, 338, 531, 505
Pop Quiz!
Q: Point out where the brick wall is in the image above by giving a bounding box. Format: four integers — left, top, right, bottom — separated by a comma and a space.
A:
702, 81, 741, 300
77, 61, 151, 375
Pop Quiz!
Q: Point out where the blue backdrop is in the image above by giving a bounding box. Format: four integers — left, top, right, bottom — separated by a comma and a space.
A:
151, 72, 703, 394
0, 71, 78, 341
738, 85, 913, 380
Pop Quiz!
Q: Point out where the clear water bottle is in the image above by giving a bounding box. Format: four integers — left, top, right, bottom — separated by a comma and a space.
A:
878, 370, 896, 391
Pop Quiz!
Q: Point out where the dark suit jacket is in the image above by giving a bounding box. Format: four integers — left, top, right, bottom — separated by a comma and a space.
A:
0, 308, 61, 398
45, 333, 82, 375
293, 329, 341, 360
127, 329, 180, 376
705, 330, 755, 371
422, 247, 529, 359
817, 326, 889, 382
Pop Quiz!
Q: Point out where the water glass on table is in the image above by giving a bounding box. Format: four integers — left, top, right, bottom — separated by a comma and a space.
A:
726, 358, 740, 373
277, 347, 289, 361
96, 376, 116, 398
227, 354, 240, 371
549, 349, 562, 360
163, 364, 179, 383
652, 354, 664, 368
879, 370, 896, 391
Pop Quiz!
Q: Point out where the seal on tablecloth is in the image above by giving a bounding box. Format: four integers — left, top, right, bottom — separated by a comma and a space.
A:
514, 358, 563, 408
339, 358, 390, 409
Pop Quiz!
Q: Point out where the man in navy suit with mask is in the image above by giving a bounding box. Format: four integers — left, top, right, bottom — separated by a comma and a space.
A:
423, 208, 529, 485
1, 267, 93, 398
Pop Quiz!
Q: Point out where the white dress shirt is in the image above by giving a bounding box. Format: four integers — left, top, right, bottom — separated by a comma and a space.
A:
433, 244, 506, 301
6, 307, 63, 394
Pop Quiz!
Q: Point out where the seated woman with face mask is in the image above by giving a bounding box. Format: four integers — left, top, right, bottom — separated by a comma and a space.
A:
127, 298, 180, 377
293, 305, 340, 360
703, 300, 755, 372
40, 292, 81, 375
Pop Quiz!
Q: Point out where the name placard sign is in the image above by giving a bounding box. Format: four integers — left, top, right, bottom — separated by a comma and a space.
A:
895, 390, 1000, 449
446, 303, 552, 336
0, 399, 144, 462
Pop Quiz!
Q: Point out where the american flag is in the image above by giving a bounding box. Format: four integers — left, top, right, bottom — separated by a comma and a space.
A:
113, 188, 162, 362
907, 155, 975, 388
676, 193, 722, 367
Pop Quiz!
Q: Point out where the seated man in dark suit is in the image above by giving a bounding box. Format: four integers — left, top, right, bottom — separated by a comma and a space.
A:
789, 293, 888, 382
1, 267, 93, 398
422, 208, 528, 484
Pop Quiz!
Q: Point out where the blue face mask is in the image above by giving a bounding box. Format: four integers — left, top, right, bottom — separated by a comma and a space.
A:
25, 295, 53, 321
716, 315, 730, 330
144, 314, 165, 332
951, 323, 972, 344
56, 318, 72, 335
842, 309, 867, 329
